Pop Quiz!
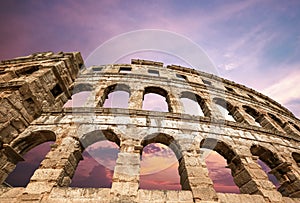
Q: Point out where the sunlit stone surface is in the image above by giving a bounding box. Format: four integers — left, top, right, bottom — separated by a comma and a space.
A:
0, 52, 300, 202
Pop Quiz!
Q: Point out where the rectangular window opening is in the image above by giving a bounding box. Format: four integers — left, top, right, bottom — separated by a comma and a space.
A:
50, 84, 63, 98
148, 69, 159, 76
176, 73, 187, 80
225, 86, 235, 92
92, 67, 103, 72
202, 79, 212, 86
119, 67, 132, 73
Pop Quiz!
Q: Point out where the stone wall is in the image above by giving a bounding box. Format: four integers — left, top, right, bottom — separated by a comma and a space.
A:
0, 54, 300, 202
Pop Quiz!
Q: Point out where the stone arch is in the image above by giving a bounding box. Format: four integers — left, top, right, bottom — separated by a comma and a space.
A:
200, 138, 238, 167
71, 129, 121, 188
267, 113, 286, 130
200, 138, 243, 192
288, 121, 300, 134
99, 83, 131, 107
243, 105, 262, 127
141, 133, 182, 160
213, 98, 237, 122
143, 86, 172, 112
79, 129, 121, 149
292, 152, 300, 167
250, 144, 300, 197
71, 83, 93, 95
179, 91, 210, 117
3, 130, 55, 186
140, 133, 183, 190
11, 130, 56, 155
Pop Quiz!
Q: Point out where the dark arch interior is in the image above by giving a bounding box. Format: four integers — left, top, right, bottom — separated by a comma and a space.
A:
289, 121, 300, 133
268, 113, 285, 129
243, 105, 260, 119
243, 105, 262, 126
292, 152, 300, 166
72, 83, 93, 95
12, 130, 56, 155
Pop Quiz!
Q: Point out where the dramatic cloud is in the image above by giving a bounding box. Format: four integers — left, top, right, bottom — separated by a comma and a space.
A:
2, 0, 299, 192
205, 151, 240, 193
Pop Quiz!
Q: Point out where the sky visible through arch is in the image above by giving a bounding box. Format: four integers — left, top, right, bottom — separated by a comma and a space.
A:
1, 0, 298, 193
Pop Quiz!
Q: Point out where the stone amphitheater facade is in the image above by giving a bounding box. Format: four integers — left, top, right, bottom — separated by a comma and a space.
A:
0, 51, 300, 203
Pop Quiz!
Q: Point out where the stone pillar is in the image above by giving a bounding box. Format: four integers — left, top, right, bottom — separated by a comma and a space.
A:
0, 144, 24, 185
229, 151, 283, 202
128, 88, 144, 110
21, 135, 82, 200
179, 151, 218, 202
259, 114, 284, 133
168, 92, 183, 114
274, 162, 300, 198
206, 100, 224, 120
95, 84, 109, 107
111, 139, 141, 202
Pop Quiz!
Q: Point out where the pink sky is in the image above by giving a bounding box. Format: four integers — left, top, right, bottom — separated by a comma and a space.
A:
2, 0, 298, 194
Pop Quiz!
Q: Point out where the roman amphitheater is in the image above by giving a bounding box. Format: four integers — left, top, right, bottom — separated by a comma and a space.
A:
0, 51, 300, 203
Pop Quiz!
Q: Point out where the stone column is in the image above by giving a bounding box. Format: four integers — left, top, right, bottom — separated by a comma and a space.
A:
128, 88, 144, 110
168, 92, 183, 114
111, 139, 141, 202
179, 151, 218, 202
21, 134, 82, 201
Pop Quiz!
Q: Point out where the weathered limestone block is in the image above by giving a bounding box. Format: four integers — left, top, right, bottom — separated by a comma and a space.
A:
1, 55, 300, 203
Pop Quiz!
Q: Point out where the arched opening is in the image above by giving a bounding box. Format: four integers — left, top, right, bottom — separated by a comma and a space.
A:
102, 84, 130, 108
289, 121, 300, 134
200, 138, 240, 193
12, 130, 56, 155
5, 130, 56, 187
72, 83, 93, 95
142, 86, 171, 112
71, 130, 120, 188
64, 91, 93, 107
292, 152, 300, 167
250, 145, 289, 195
180, 91, 207, 116
268, 113, 285, 130
4, 141, 54, 187
140, 133, 181, 190
213, 98, 236, 122
243, 105, 262, 127
70, 140, 119, 188
64, 83, 93, 107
